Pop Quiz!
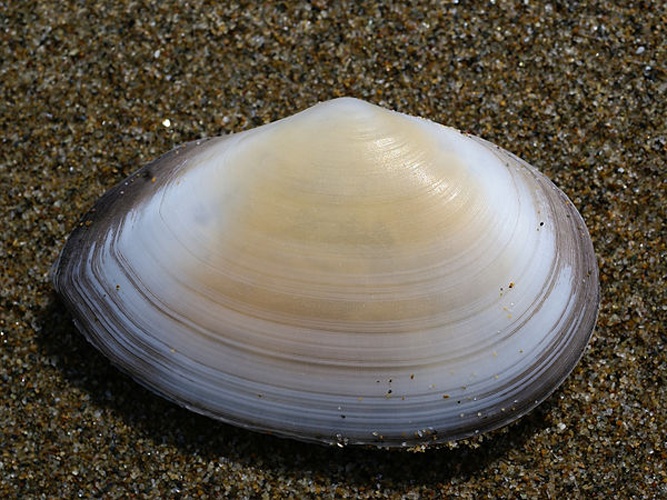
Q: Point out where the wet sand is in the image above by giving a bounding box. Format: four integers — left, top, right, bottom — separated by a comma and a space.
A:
2, 1, 665, 497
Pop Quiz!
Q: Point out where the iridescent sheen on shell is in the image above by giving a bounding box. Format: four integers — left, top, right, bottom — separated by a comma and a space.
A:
52, 98, 599, 448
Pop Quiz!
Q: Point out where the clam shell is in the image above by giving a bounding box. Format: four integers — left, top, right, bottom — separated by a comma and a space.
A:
52, 98, 599, 448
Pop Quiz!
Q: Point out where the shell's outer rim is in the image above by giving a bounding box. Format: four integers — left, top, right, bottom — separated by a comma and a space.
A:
52, 98, 601, 449
52, 136, 222, 276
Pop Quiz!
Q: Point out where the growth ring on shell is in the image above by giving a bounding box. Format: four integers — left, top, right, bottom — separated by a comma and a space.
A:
52, 98, 599, 448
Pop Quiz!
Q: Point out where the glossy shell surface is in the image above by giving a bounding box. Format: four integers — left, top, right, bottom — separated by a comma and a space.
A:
52, 98, 599, 448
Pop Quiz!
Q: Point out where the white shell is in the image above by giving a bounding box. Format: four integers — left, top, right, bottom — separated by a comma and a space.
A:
52, 98, 599, 448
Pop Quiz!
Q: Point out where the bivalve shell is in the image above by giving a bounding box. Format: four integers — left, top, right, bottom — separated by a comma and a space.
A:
52, 98, 599, 448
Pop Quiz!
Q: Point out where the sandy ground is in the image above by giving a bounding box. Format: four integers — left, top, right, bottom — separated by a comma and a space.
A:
2, 1, 665, 497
